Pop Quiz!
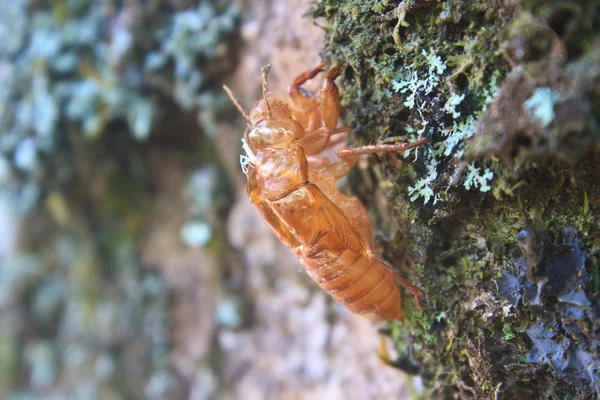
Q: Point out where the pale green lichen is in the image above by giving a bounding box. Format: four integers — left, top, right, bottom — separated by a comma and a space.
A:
63, 64, 155, 140
408, 160, 439, 204
438, 116, 476, 158
0, 1, 238, 213
147, 3, 239, 112
398, 72, 500, 203
443, 91, 466, 119
23, 340, 57, 389
425, 50, 447, 75
180, 221, 213, 248
392, 49, 447, 109
463, 162, 494, 192
313, 1, 600, 398
524, 87, 561, 128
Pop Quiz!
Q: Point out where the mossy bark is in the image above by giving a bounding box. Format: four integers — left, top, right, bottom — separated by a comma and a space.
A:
311, 1, 600, 398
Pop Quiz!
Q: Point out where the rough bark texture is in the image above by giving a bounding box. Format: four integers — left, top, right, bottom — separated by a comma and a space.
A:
311, 0, 600, 398
0, 1, 414, 399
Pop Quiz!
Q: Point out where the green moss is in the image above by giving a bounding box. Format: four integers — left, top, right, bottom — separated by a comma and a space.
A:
502, 323, 517, 341
313, 0, 600, 397
591, 258, 600, 293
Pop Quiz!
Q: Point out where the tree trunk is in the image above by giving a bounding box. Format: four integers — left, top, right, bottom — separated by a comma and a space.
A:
311, 0, 600, 398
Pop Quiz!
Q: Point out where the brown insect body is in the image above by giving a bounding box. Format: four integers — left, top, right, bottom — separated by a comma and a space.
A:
225, 63, 425, 322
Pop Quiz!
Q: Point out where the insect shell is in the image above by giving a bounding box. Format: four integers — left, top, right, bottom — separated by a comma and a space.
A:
224, 62, 425, 322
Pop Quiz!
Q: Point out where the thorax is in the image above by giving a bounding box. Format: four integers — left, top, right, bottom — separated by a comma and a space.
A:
254, 145, 308, 202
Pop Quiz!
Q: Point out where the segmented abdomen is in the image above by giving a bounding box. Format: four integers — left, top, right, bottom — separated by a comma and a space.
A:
299, 233, 403, 322
264, 182, 403, 322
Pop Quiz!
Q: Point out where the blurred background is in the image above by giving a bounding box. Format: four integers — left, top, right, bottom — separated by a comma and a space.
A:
0, 0, 412, 398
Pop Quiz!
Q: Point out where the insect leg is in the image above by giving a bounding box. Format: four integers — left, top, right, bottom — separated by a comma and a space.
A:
296, 127, 331, 155
319, 65, 343, 131
309, 150, 375, 252
316, 153, 359, 180
287, 62, 330, 128
307, 155, 331, 171
337, 138, 428, 157
315, 137, 427, 180
289, 61, 331, 90
322, 128, 351, 151
298, 126, 352, 158
373, 258, 423, 309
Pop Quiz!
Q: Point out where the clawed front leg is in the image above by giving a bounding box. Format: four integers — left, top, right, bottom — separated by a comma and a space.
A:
287, 61, 345, 135
307, 155, 331, 171
287, 62, 330, 127
319, 65, 343, 131
313, 137, 428, 243
289, 61, 330, 90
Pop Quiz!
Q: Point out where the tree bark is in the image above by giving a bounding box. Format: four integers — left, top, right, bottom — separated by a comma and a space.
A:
311, 1, 600, 398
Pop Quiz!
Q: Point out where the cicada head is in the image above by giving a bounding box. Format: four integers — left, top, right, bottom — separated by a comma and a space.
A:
223, 65, 305, 170
249, 94, 290, 124
244, 93, 304, 152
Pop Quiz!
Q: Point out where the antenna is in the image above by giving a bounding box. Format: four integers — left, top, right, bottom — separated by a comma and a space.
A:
223, 85, 251, 121
261, 64, 273, 118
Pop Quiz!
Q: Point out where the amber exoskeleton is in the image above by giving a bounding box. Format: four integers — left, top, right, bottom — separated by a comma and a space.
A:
224, 62, 426, 322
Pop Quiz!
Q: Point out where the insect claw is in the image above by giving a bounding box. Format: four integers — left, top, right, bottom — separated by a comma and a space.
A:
326, 64, 343, 80
317, 60, 331, 68
414, 292, 424, 309
289, 61, 331, 91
